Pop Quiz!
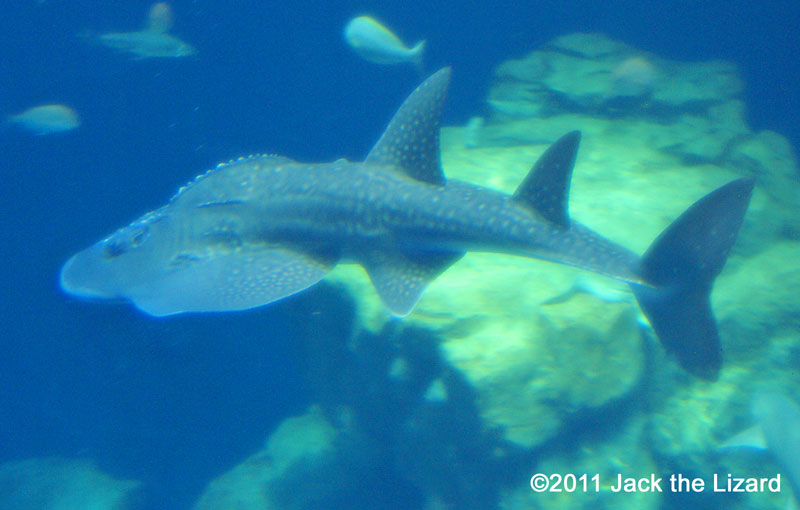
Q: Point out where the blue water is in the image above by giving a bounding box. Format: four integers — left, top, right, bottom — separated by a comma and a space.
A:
0, 1, 798, 508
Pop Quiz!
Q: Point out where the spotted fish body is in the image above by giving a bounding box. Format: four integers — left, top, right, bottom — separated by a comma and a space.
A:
60, 68, 754, 380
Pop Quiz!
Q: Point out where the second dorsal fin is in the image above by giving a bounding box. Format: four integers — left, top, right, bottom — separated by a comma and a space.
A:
364, 67, 451, 185
513, 131, 581, 229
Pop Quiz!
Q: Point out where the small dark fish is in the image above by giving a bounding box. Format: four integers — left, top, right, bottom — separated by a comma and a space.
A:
94, 30, 196, 59
83, 3, 195, 59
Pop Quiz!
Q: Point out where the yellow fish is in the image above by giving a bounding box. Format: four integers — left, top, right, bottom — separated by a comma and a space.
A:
344, 16, 425, 68
8, 104, 80, 135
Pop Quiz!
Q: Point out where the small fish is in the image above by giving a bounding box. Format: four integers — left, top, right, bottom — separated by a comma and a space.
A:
344, 16, 425, 69
541, 275, 651, 329
84, 3, 195, 59
611, 56, 657, 97
8, 104, 80, 135
147, 2, 174, 34
95, 31, 196, 59
424, 379, 448, 403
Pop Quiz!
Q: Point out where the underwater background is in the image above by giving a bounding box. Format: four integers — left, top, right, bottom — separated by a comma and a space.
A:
1, 1, 799, 509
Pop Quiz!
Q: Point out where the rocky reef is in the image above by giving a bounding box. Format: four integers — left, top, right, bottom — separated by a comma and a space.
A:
10, 33, 796, 510
474, 32, 799, 249
189, 33, 800, 510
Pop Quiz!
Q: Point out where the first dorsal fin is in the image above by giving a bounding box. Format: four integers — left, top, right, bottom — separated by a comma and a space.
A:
513, 131, 581, 229
364, 67, 451, 185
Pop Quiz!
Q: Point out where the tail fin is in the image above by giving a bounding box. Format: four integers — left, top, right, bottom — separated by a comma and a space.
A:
631, 178, 754, 380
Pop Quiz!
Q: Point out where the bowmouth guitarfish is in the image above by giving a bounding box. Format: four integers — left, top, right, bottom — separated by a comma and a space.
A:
60, 68, 754, 380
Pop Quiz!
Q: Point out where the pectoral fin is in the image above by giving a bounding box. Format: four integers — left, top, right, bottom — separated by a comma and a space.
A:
128, 246, 336, 316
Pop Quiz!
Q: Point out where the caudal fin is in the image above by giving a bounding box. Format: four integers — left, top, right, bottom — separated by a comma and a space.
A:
631, 178, 754, 380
